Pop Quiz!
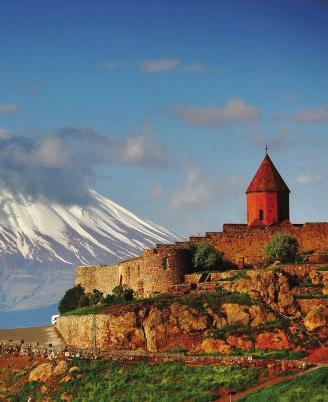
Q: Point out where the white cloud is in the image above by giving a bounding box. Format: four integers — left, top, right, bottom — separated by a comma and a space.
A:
178, 63, 223, 74
170, 98, 261, 128
121, 136, 167, 167
34, 137, 73, 167
273, 104, 328, 123
0, 128, 14, 139
296, 174, 321, 184
0, 104, 18, 113
170, 167, 244, 209
139, 58, 180, 73
102, 61, 125, 70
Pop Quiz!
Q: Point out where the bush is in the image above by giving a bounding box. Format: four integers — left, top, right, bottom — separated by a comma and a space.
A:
88, 289, 104, 305
264, 233, 299, 263
58, 284, 89, 314
191, 241, 224, 272
112, 284, 134, 301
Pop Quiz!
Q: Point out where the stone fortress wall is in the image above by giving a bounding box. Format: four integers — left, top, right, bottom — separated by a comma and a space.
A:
76, 221, 328, 298
76, 247, 190, 298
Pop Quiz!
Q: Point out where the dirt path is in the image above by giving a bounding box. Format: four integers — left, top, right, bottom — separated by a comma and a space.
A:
220, 364, 326, 401
0, 325, 64, 347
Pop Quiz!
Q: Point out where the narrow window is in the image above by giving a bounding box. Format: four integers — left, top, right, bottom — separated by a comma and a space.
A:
137, 265, 140, 278
259, 209, 264, 221
119, 275, 123, 286
163, 257, 169, 270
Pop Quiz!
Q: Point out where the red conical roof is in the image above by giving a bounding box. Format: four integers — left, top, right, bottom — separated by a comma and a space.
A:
246, 154, 290, 193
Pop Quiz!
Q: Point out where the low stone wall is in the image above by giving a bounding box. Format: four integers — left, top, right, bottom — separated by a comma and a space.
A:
102, 350, 306, 370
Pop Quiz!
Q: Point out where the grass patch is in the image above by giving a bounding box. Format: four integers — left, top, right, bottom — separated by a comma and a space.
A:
294, 294, 328, 300
317, 265, 328, 272
298, 279, 323, 288
218, 271, 250, 282
10, 381, 42, 402
233, 349, 307, 360
276, 370, 296, 377
215, 287, 258, 305
239, 366, 328, 402
10, 360, 261, 402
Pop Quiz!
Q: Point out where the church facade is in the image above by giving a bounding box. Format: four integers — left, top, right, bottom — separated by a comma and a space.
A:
76, 153, 328, 298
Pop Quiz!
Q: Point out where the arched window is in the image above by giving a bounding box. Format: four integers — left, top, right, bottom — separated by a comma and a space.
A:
259, 209, 264, 221
163, 257, 169, 270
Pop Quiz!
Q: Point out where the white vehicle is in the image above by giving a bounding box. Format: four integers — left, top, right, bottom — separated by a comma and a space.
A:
51, 314, 60, 325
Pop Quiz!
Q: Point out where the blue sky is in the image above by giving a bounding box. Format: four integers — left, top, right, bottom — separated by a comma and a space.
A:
0, 0, 327, 236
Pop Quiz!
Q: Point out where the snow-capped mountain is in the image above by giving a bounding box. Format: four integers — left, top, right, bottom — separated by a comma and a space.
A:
0, 189, 179, 311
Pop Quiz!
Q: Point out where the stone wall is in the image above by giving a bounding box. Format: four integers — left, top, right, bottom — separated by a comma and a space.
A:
75, 221, 328, 298
205, 222, 328, 266
76, 248, 191, 298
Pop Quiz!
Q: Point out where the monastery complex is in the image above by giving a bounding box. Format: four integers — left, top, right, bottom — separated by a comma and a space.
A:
76, 153, 328, 298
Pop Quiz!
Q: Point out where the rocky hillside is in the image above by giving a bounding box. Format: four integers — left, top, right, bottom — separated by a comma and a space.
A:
56, 264, 328, 354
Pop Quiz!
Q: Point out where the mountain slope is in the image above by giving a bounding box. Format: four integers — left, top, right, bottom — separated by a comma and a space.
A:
0, 189, 179, 311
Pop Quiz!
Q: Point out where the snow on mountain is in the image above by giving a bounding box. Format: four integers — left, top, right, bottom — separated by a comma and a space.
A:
0, 188, 180, 311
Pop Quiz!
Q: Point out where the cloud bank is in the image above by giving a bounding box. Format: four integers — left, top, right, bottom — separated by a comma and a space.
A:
0, 104, 18, 113
170, 98, 261, 128
273, 104, 328, 123
0, 125, 167, 205
138, 58, 180, 73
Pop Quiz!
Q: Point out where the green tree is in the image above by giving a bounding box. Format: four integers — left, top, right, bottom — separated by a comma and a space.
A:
191, 241, 224, 272
58, 284, 89, 314
112, 284, 134, 301
264, 233, 299, 263
88, 289, 104, 305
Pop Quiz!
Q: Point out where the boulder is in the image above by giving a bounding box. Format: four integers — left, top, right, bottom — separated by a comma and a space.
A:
206, 308, 227, 329
221, 270, 294, 312
221, 303, 250, 325
29, 363, 53, 382
304, 308, 326, 332
68, 366, 79, 374
143, 307, 163, 352
60, 393, 73, 401
255, 330, 289, 350
104, 311, 145, 350
248, 305, 267, 327
169, 302, 208, 331
60, 375, 72, 383
227, 335, 253, 350
53, 360, 68, 376
200, 338, 233, 355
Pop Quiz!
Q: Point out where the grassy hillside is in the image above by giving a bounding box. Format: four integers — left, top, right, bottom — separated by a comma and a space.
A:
8, 359, 260, 402
239, 367, 328, 402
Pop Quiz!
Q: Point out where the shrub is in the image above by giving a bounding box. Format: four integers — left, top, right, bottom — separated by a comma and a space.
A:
191, 241, 224, 272
264, 233, 299, 263
88, 289, 104, 305
58, 284, 89, 314
112, 284, 134, 301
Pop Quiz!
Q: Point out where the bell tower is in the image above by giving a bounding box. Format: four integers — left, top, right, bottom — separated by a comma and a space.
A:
246, 151, 290, 226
